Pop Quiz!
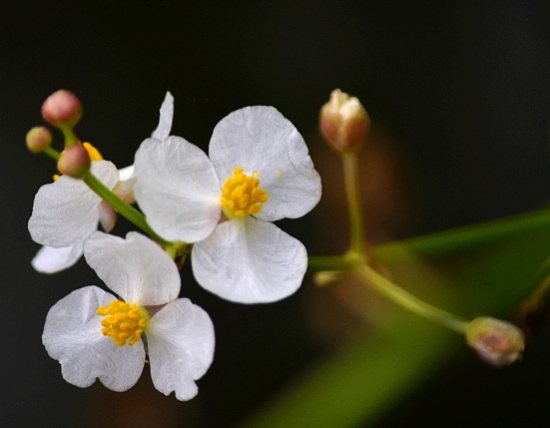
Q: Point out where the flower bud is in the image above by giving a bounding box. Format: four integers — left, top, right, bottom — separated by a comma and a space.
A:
41, 90, 83, 128
57, 144, 91, 179
465, 317, 525, 368
26, 126, 52, 153
319, 89, 370, 152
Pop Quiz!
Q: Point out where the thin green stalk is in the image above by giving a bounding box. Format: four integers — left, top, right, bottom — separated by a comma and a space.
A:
374, 207, 550, 264
41, 145, 174, 249
355, 263, 469, 334
60, 126, 79, 147
342, 152, 366, 255
307, 255, 359, 273
43, 146, 60, 161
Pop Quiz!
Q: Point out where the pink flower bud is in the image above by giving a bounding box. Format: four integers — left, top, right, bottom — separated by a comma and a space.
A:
57, 144, 91, 179
41, 90, 83, 128
26, 126, 52, 153
319, 89, 370, 152
466, 317, 525, 368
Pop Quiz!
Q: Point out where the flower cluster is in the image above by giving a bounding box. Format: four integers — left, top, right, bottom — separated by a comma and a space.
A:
28, 90, 321, 399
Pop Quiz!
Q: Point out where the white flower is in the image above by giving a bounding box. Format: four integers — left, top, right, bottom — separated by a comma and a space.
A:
134, 106, 322, 303
42, 231, 215, 400
28, 160, 119, 273
29, 92, 174, 273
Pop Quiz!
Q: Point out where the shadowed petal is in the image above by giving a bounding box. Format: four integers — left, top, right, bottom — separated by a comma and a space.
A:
192, 217, 307, 303
84, 232, 180, 305
32, 243, 84, 273
148, 298, 215, 401
134, 136, 221, 242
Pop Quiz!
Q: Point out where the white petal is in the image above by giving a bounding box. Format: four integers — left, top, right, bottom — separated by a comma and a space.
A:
31, 243, 84, 273
98, 201, 117, 232
42, 286, 145, 391
28, 161, 119, 247
151, 91, 174, 141
209, 106, 321, 221
113, 165, 137, 204
84, 231, 180, 305
147, 298, 215, 401
117, 164, 135, 182
134, 136, 221, 242
192, 216, 308, 303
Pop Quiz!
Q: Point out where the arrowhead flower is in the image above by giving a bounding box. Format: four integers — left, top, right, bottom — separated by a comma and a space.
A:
134, 106, 322, 303
42, 232, 215, 400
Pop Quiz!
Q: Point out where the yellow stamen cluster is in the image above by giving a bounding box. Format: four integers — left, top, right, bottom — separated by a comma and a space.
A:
220, 167, 268, 218
96, 300, 148, 346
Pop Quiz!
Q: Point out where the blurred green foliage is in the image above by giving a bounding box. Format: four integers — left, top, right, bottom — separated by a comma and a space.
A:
241, 208, 550, 427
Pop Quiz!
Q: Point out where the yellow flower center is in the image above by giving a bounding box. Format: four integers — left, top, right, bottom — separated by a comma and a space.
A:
53, 142, 104, 181
220, 167, 268, 218
96, 300, 149, 346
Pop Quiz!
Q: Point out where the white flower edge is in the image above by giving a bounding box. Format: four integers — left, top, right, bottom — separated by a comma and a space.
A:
152, 91, 174, 141
191, 216, 308, 303
31, 243, 84, 274
208, 106, 322, 222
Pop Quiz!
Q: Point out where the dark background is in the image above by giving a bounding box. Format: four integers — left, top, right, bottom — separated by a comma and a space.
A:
2, 1, 550, 427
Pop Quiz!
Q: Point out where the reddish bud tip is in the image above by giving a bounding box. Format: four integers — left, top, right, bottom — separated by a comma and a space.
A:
57, 144, 91, 179
319, 89, 370, 152
41, 90, 83, 128
466, 317, 525, 368
26, 126, 52, 153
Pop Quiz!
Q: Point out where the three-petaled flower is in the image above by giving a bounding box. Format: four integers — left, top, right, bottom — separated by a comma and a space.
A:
134, 106, 322, 303
42, 231, 215, 400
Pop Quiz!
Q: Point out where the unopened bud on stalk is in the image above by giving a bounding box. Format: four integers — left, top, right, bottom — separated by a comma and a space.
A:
319, 89, 370, 152
26, 126, 52, 153
41, 90, 82, 128
466, 317, 525, 368
57, 144, 91, 179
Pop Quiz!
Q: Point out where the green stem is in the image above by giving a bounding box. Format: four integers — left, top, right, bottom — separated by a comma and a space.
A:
342, 152, 366, 255
60, 126, 79, 147
309, 256, 468, 334
374, 207, 550, 264
42, 146, 180, 251
307, 255, 359, 273
355, 263, 469, 334
43, 146, 60, 161
83, 172, 172, 247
